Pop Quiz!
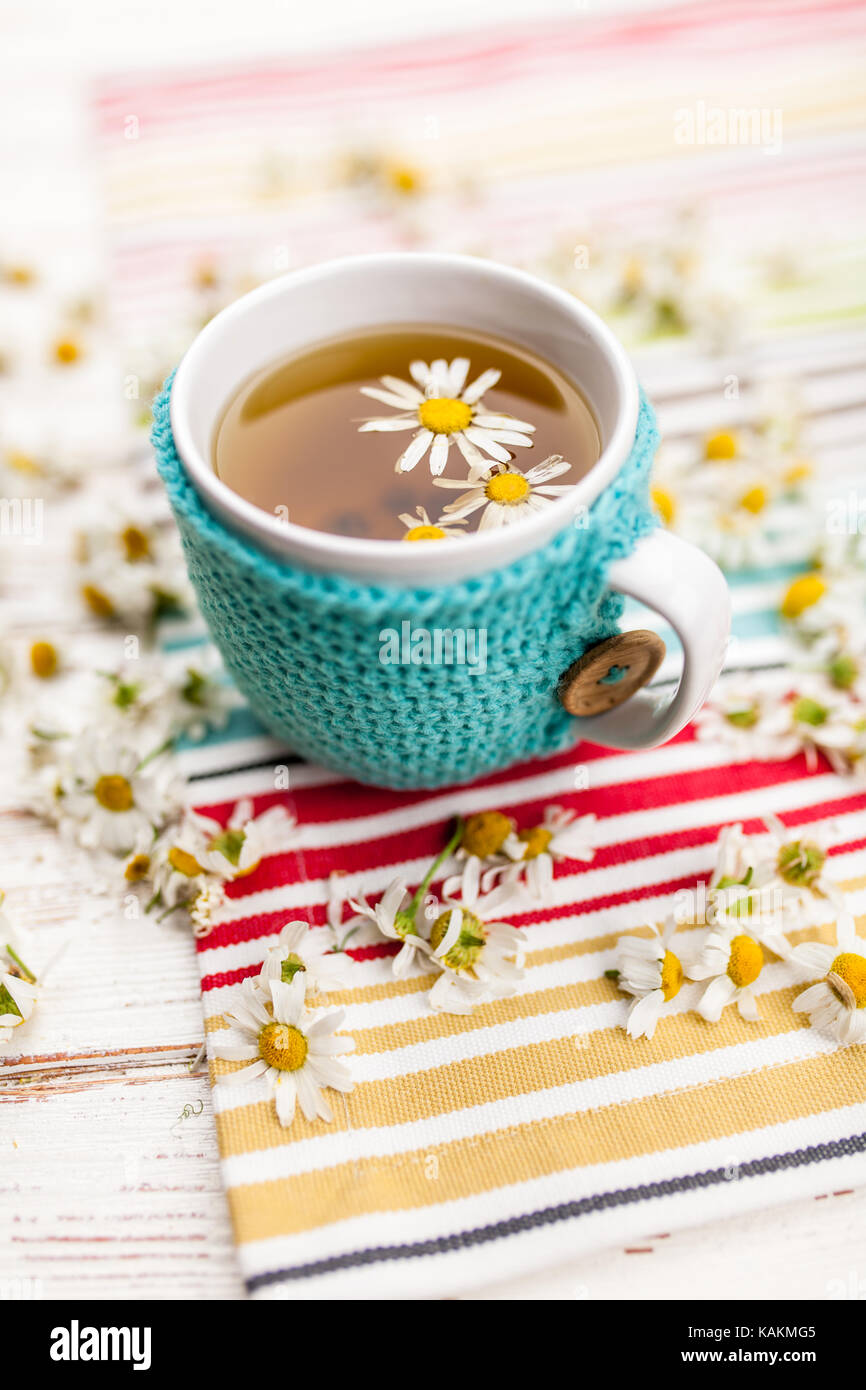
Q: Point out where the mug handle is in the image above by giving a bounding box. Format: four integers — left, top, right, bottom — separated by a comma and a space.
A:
570, 529, 731, 749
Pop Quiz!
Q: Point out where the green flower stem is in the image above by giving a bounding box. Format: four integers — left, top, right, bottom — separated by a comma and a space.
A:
5, 944, 36, 983
406, 818, 464, 914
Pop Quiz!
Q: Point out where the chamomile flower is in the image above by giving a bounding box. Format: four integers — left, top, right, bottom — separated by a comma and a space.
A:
434, 455, 573, 530
499, 807, 597, 903
613, 916, 685, 1040
147, 819, 221, 910
694, 675, 803, 762
213, 975, 354, 1127
258, 919, 353, 996
76, 511, 193, 627
789, 912, 866, 1045
52, 730, 182, 855
358, 357, 535, 476
753, 814, 841, 918
428, 858, 524, 1015
189, 882, 228, 939
349, 877, 433, 978
0, 898, 38, 1051
398, 505, 467, 542
783, 680, 866, 774
196, 798, 298, 880
99, 650, 235, 745
686, 922, 787, 1023
442, 810, 526, 902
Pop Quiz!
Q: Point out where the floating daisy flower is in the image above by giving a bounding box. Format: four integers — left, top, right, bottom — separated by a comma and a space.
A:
789, 912, 866, 1045
52, 731, 181, 855
397, 505, 467, 542
434, 456, 573, 530
358, 357, 535, 476
686, 921, 787, 1023
258, 919, 353, 996
213, 975, 354, 1127
613, 916, 686, 1040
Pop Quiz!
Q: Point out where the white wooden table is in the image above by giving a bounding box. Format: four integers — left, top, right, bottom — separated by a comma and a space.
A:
1, 0, 864, 1301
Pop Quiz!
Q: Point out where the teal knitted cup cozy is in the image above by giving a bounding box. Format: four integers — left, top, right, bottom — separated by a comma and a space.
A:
153, 380, 659, 789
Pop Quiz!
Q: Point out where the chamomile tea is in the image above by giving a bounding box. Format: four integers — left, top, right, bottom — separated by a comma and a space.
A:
213, 325, 600, 540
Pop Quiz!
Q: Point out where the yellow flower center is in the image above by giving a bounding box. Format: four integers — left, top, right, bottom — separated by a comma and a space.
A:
518, 826, 553, 860
93, 774, 134, 813
704, 430, 739, 461
727, 934, 764, 988
121, 524, 151, 562
429, 909, 486, 972
461, 811, 513, 859
828, 952, 866, 1008
783, 459, 812, 485
6, 450, 40, 476
258, 1021, 308, 1071
5, 265, 35, 287
403, 524, 447, 542
485, 472, 530, 505
738, 485, 768, 515
30, 641, 58, 679
168, 846, 205, 877
660, 949, 683, 1001
386, 163, 423, 194
124, 852, 151, 882
621, 256, 644, 294
418, 398, 472, 435
53, 337, 81, 365
82, 584, 115, 619
651, 486, 676, 525
781, 572, 826, 619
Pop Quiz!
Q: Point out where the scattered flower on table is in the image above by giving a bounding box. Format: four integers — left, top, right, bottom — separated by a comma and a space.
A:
788, 913, 866, 1045
350, 877, 435, 978
213, 975, 354, 1127
694, 675, 802, 762
434, 456, 573, 530
258, 919, 353, 996
443, 809, 526, 902
76, 511, 193, 628
188, 882, 229, 939
754, 813, 842, 921
44, 729, 183, 856
99, 648, 235, 744
358, 357, 535, 475
611, 916, 686, 1040
193, 798, 298, 881
428, 863, 525, 1015
0, 895, 38, 1051
495, 806, 597, 903
685, 920, 788, 1023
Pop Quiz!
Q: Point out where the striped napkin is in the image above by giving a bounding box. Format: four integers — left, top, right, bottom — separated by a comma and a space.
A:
196, 735, 866, 1298
90, 0, 866, 1296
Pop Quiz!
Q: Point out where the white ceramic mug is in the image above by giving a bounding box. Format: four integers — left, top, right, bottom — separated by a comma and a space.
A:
167, 253, 730, 759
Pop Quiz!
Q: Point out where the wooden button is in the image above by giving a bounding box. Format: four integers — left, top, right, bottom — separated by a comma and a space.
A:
558, 630, 666, 717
